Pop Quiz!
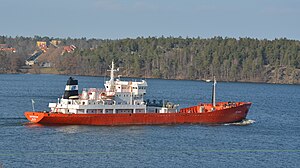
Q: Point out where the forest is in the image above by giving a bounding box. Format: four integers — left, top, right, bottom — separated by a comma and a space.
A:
0, 35, 300, 84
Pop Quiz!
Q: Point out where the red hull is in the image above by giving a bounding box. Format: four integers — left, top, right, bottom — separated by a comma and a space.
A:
24, 102, 251, 126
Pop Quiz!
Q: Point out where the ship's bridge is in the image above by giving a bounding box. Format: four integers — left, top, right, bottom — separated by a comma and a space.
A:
104, 79, 147, 95
103, 61, 147, 95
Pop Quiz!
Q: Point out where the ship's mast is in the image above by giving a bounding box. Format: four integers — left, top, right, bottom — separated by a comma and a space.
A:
212, 76, 216, 107
107, 61, 119, 82
106, 61, 119, 91
109, 61, 115, 83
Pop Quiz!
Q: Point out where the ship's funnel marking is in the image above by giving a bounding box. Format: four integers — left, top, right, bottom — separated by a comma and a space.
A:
63, 77, 79, 99
65, 85, 79, 91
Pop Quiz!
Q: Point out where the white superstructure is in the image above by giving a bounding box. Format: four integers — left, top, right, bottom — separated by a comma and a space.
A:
49, 61, 178, 114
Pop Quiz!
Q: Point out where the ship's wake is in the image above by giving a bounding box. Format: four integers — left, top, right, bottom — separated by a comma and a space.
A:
0, 117, 27, 126
224, 119, 255, 126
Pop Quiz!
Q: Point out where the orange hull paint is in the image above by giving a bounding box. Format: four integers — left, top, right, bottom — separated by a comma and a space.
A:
24, 102, 251, 126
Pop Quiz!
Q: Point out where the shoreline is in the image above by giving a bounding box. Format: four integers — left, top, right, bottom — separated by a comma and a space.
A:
1, 71, 299, 85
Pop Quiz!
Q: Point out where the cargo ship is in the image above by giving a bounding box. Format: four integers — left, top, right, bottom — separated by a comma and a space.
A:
24, 62, 251, 125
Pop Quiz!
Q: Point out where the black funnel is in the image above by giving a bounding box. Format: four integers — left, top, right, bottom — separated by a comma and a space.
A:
63, 77, 79, 99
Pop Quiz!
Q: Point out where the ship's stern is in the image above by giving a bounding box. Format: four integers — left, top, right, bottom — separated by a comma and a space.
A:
24, 112, 45, 123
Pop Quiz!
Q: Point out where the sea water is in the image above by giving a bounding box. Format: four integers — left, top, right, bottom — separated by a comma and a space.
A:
0, 74, 299, 167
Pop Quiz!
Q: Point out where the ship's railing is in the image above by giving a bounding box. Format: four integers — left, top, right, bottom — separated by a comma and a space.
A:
146, 99, 178, 109
82, 88, 106, 93
180, 102, 248, 113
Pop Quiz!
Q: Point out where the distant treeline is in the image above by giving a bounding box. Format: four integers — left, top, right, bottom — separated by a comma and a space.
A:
1, 35, 300, 84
